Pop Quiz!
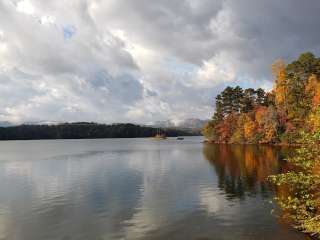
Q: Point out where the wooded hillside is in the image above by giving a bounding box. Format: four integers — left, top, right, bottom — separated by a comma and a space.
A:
0, 123, 197, 140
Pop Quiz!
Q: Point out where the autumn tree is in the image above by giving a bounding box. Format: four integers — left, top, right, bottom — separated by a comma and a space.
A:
305, 74, 320, 109
272, 59, 287, 110
285, 52, 320, 123
203, 52, 320, 144
243, 114, 257, 142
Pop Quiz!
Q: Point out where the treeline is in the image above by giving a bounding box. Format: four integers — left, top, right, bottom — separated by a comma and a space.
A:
0, 123, 197, 140
203, 52, 320, 144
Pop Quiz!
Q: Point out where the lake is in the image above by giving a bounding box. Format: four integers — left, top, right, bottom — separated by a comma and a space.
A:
0, 137, 308, 240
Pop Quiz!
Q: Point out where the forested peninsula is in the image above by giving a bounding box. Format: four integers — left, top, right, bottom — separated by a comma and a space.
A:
0, 123, 197, 140
202, 52, 320, 144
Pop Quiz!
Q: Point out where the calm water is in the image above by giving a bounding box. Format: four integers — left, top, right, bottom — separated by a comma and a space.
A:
0, 137, 308, 240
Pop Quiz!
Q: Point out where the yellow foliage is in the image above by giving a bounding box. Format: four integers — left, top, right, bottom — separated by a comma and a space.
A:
307, 107, 320, 132
306, 74, 320, 108
272, 59, 287, 107
202, 121, 216, 140
243, 115, 256, 141
264, 127, 276, 143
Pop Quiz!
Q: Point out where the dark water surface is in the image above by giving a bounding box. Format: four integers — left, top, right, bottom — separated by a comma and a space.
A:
0, 137, 308, 240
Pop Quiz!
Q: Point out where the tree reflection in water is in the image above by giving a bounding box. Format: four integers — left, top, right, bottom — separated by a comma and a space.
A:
202, 144, 290, 199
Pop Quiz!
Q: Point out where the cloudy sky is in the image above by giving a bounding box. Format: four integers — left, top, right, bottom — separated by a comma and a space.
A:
1, 0, 320, 124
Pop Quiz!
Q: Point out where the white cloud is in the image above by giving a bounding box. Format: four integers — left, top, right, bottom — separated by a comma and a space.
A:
195, 54, 237, 88
40, 15, 55, 25
16, 0, 35, 15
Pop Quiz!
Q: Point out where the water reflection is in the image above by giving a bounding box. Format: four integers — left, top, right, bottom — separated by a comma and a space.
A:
203, 144, 288, 199
0, 138, 306, 240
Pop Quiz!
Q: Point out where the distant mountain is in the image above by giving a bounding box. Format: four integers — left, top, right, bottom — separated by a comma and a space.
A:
0, 121, 14, 127
177, 118, 208, 129
23, 121, 63, 126
154, 120, 175, 128
154, 118, 208, 129
0, 120, 65, 127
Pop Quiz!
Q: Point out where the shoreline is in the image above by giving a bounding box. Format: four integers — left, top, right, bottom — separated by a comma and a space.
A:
202, 139, 301, 147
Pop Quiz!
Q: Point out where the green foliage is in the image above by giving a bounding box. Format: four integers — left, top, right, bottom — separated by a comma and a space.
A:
286, 52, 320, 79
269, 131, 320, 237
214, 86, 269, 118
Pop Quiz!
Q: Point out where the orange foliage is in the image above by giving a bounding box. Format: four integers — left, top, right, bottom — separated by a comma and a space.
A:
203, 144, 282, 187
255, 106, 268, 125
272, 59, 287, 108
216, 114, 238, 143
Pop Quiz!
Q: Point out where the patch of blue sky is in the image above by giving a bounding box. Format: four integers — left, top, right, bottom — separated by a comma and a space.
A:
63, 25, 76, 39
163, 57, 198, 76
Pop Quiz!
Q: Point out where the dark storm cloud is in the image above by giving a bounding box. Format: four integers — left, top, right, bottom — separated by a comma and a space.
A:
95, 0, 320, 78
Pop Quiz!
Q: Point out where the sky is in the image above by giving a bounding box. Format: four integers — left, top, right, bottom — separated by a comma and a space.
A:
1, 0, 320, 124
